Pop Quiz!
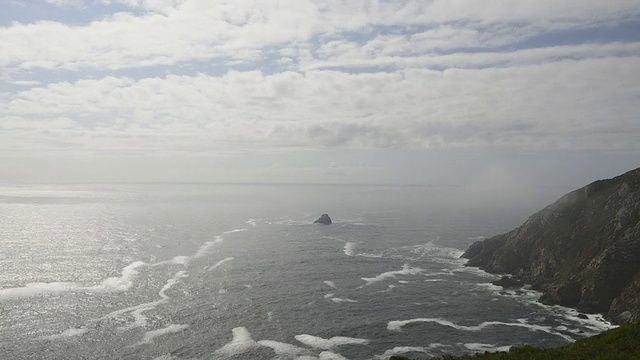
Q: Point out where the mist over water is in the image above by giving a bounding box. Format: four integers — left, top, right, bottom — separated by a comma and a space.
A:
0, 183, 611, 360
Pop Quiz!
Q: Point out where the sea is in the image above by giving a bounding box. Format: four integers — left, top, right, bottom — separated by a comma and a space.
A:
0, 183, 617, 360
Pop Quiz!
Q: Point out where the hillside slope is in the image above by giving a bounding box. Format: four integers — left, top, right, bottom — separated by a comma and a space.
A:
390, 322, 640, 360
461, 168, 640, 324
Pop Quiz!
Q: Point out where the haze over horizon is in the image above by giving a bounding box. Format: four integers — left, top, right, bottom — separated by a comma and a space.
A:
1, 0, 639, 189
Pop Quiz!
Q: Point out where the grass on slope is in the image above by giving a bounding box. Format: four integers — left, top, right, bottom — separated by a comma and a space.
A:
389, 322, 640, 360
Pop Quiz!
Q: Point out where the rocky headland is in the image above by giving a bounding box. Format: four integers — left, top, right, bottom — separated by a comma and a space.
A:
462, 167, 640, 324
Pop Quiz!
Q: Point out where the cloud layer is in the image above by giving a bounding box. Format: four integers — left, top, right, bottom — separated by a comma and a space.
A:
1, 0, 640, 159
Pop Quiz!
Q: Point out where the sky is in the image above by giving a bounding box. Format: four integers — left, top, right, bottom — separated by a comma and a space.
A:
1, 0, 640, 189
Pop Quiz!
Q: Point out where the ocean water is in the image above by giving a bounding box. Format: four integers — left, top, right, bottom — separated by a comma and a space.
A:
0, 183, 616, 360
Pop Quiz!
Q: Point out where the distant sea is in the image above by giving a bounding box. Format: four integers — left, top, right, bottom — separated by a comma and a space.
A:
0, 183, 616, 360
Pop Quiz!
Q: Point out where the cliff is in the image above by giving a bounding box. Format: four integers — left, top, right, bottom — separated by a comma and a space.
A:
462, 167, 640, 324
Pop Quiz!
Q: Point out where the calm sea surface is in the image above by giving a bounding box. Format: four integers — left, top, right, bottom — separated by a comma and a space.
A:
0, 184, 615, 360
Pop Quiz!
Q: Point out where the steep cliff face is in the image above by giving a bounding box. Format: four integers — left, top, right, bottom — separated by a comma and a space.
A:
462, 167, 640, 324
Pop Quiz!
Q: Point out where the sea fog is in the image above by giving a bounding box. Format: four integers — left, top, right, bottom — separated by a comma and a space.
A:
0, 183, 615, 359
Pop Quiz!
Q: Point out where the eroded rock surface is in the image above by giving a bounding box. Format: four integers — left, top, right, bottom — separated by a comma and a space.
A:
462, 168, 640, 324
314, 214, 332, 225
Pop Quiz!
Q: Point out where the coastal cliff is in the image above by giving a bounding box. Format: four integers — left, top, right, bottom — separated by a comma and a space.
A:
462, 167, 640, 324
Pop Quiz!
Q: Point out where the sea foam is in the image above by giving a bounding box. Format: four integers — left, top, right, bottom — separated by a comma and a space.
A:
193, 236, 224, 258
100, 270, 188, 331
464, 343, 512, 353
39, 327, 90, 340
223, 229, 248, 234
294, 335, 369, 350
375, 344, 446, 359
323, 281, 337, 289
215, 327, 261, 356
318, 351, 349, 360
0, 282, 80, 300
387, 318, 575, 342
343, 242, 356, 256
206, 257, 234, 272
0, 260, 147, 300
361, 264, 423, 286
136, 324, 189, 345
257, 340, 311, 357
330, 298, 358, 303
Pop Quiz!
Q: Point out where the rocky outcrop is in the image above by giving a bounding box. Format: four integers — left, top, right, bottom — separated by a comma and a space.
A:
462, 167, 640, 324
314, 214, 332, 225
492, 276, 524, 288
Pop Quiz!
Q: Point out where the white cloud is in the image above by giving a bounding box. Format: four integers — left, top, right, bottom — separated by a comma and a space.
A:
303, 41, 640, 71
43, 0, 84, 8
1, 0, 639, 186
2, 56, 639, 155
1, 0, 638, 73
100, 0, 187, 13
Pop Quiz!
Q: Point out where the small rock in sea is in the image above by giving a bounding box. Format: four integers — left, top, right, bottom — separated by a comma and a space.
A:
314, 214, 332, 225
577, 313, 589, 319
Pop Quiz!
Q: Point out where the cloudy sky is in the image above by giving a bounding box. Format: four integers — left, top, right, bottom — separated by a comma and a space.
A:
1, 0, 639, 187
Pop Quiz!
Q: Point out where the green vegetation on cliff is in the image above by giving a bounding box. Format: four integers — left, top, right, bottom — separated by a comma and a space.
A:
389, 322, 640, 360
462, 167, 640, 324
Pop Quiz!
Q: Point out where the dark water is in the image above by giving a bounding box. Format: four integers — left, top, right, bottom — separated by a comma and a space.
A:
0, 184, 614, 360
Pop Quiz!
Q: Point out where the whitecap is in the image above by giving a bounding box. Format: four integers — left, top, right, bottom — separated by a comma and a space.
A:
193, 236, 224, 258
136, 324, 189, 345
246, 219, 257, 227
39, 327, 89, 340
453, 266, 500, 278
330, 298, 358, 303
215, 327, 261, 356
151, 256, 189, 267
377, 285, 396, 293
206, 257, 234, 272
423, 270, 455, 277
485, 286, 617, 334
0, 282, 81, 300
361, 264, 423, 286
356, 253, 384, 258
343, 242, 356, 256
257, 340, 310, 357
319, 351, 349, 360
375, 344, 446, 359
324, 294, 334, 299
159, 271, 187, 300
1, 260, 149, 300
323, 281, 337, 289
405, 242, 466, 262
100, 270, 187, 330
118, 307, 153, 331
223, 229, 248, 234
294, 335, 369, 350
387, 318, 575, 342
90, 261, 147, 292
464, 343, 512, 353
